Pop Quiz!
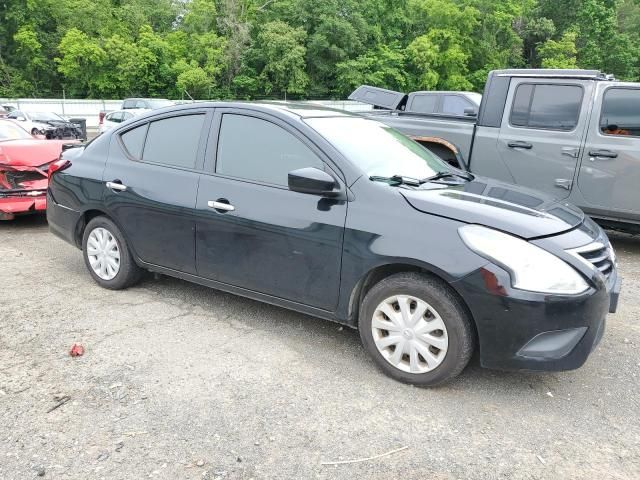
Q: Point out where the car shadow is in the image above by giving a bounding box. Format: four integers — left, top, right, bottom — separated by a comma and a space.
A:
134, 272, 572, 396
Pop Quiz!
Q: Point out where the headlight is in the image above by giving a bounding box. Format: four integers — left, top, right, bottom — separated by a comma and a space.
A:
459, 225, 589, 295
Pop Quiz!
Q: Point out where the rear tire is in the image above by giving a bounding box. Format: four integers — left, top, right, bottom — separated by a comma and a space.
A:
359, 272, 474, 386
82, 216, 143, 290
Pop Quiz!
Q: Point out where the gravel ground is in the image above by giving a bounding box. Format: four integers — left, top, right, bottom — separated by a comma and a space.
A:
1, 215, 639, 480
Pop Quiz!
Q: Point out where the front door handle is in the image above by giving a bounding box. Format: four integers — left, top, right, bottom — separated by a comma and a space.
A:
589, 149, 618, 159
555, 179, 573, 190
106, 180, 127, 192
507, 141, 533, 149
208, 199, 235, 212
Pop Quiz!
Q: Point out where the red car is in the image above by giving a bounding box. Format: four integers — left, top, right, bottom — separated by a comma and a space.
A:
0, 120, 76, 220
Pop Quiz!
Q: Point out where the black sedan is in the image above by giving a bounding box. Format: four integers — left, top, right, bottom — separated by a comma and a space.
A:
46, 102, 621, 386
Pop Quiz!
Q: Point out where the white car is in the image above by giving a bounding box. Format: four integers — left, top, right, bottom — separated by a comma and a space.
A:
99, 109, 144, 134
6, 110, 83, 139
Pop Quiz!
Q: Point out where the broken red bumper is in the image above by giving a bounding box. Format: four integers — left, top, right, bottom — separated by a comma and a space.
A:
0, 194, 47, 220
0, 164, 48, 220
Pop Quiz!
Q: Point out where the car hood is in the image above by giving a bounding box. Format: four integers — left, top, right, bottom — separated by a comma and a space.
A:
0, 139, 71, 167
401, 177, 584, 239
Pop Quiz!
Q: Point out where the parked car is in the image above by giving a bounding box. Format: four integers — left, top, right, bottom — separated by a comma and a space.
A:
351, 69, 640, 234
7, 110, 83, 139
47, 102, 620, 386
122, 98, 174, 111
99, 109, 145, 134
0, 120, 78, 220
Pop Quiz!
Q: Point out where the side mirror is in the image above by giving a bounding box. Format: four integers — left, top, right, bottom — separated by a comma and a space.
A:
288, 167, 339, 196
463, 108, 477, 117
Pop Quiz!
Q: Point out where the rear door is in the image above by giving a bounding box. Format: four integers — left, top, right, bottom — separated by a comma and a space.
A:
195, 109, 347, 311
577, 85, 640, 217
102, 110, 211, 274
497, 79, 593, 199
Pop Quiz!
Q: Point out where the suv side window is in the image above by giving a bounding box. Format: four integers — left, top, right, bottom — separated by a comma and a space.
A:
216, 114, 323, 186
442, 95, 473, 116
136, 100, 148, 109
510, 84, 583, 131
600, 88, 640, 137
410, 94, 437, 114
123, 100, 135, 109
141, 114, 206, 169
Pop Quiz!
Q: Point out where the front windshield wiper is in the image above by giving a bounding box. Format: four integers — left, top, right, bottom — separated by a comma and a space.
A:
421, 171, 474, 183
369, 175, 423, 186
370, 171, 473, 186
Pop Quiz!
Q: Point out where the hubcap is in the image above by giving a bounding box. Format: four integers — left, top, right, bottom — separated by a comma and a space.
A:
371, 295, 449, 374
86, 227, 121, 280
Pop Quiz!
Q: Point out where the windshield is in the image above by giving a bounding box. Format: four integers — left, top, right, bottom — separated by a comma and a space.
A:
306, 116, 449, 179
0, 121, 33, 141
32, 112, 65, 122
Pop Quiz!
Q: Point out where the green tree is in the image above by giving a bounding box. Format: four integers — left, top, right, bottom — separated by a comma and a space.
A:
254, 21, 309, 97
538, 31, 578, 68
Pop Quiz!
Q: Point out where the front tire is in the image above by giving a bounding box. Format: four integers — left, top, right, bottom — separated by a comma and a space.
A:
359, 272, 474, 386
82, 216, 143, 290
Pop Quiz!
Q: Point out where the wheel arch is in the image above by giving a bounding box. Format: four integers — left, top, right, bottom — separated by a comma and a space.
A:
410, 135, 467, 170
346, 262, 478, 343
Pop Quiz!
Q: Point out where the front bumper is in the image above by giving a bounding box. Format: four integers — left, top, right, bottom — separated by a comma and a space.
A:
453, 264, 618, 372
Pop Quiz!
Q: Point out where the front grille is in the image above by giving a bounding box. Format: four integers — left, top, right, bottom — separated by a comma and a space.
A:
574, 242, 614, 278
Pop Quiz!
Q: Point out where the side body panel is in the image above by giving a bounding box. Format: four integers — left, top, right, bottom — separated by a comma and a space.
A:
571, 82, 640, 225
495, 78, 593, 199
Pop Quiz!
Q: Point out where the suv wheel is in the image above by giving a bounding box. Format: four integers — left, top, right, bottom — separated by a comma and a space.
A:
359, 272, 474, 386
82, 216, 143, 290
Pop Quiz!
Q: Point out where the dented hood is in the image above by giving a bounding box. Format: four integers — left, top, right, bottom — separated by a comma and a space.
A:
401, 177, 584, 239
0, 139, 69, 167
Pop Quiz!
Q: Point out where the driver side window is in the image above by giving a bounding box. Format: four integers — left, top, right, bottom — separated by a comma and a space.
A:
215, 114, 323, 186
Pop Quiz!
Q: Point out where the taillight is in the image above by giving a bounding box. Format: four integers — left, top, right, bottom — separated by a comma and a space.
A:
48, 159, 71, 179
99, 111, 105, 125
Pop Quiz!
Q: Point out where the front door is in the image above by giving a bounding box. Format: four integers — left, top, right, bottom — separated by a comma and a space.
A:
102, 111, 210, 274
577, 85, 640, 218
497, 79, 592, 199
195, 110, 347, 311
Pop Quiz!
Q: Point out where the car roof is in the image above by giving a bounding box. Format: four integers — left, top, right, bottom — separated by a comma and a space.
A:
139, 101, 357, 120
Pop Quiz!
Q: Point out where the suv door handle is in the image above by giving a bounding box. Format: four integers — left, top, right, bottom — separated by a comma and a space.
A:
208, 199, 235, 212
106, 180, 127, 192
589, 149, 618, 159
507, 141, 533, 149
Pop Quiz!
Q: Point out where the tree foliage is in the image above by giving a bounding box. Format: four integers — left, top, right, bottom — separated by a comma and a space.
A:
1, 0, 639, 99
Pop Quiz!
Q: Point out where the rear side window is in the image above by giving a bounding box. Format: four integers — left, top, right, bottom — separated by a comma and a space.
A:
410, 95, 437, 114
442, 95, 473, 116
216, 114, 323, 186
600, 88, 640, 137
142, 114, 205, 169
122, 100, 135, 109
120, 124, 148, 159
510, 84, 583, 131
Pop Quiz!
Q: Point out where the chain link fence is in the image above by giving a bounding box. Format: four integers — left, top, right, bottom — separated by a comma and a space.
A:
0, 98, 372, 131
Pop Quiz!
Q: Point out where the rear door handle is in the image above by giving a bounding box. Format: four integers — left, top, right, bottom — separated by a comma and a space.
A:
106, 180, 127, 192
589, 149, 618, 159
507, 141, 533, 149
208, 200, 235, 212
